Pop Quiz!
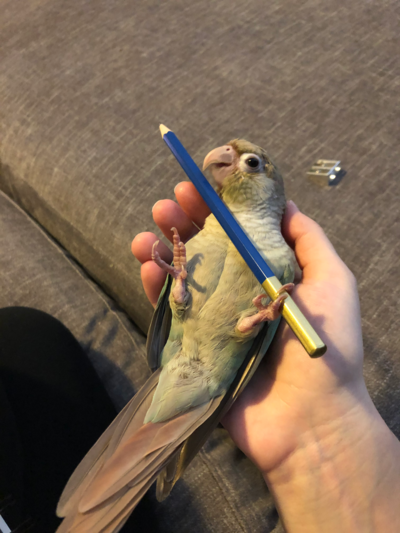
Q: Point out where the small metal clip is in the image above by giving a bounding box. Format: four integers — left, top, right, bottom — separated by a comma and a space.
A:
307, 160, 345, 187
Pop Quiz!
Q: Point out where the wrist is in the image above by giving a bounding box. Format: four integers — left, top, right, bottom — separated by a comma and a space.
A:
263, 383, 400, 532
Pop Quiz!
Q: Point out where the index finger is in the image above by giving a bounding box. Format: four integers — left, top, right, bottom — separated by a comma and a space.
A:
174, 181, 211, 229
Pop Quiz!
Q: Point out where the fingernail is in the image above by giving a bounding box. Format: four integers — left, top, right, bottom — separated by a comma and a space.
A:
152, 200, 161, 212
174, 184, 179, 194
287, 200, 299, 213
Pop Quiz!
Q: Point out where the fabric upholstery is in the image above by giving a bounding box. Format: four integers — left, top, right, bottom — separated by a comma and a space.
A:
0, 0, 399, 530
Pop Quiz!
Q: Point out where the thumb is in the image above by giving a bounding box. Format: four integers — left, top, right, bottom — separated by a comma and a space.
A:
282, 201, 345, 282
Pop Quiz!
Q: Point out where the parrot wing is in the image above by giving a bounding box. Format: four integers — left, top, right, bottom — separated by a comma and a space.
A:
146, 273, 173, 372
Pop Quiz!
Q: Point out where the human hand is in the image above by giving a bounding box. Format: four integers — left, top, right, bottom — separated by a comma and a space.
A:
132, 182, 400, 532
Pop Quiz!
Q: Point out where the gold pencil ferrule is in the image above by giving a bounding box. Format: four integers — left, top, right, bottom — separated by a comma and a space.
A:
262, 276, 327, 358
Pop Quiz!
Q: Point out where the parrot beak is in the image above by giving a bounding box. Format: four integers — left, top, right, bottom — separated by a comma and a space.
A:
202, 145, 238, 186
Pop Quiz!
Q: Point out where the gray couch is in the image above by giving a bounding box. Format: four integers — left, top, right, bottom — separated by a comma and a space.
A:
1, 0, 399, 531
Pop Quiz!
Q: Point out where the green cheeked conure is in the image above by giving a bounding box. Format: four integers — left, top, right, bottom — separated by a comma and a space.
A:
56, 139, 299, 533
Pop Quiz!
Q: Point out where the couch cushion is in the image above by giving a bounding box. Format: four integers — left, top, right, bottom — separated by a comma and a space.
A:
1, 0, 399, 337
0, 190, 151, 409
0, 190, 282, 532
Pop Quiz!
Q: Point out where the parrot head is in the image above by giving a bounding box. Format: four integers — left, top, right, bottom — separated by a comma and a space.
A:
202, 139, 285, 211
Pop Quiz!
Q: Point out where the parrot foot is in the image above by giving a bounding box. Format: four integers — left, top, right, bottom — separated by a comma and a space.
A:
152, 228, 188, 304
237, 283, 294, 333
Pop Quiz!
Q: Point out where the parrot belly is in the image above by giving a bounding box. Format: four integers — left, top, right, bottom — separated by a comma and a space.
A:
145, 213, 296, 424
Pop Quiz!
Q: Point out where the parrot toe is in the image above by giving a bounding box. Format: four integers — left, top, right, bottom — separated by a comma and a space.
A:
151, 229, 188, 304
237, 286, 293, 334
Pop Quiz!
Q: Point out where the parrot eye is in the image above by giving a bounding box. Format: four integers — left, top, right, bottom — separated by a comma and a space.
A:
239, 153, 262, 173
246, 157, 259, 168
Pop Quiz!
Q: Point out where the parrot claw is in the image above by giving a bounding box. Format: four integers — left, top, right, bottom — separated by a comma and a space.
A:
152, 229, 188, 304
277, 283, 295, 296
237, 284, 294, 334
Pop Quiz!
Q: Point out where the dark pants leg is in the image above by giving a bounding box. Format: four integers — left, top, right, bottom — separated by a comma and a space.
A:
0, 307, 118, 532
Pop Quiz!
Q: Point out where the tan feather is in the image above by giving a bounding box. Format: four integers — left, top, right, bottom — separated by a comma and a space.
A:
104, 372, 160, 459
79, 471, 160, 533
79, 401, 212, 511
57, 404, 128, 518
57, 370, 161, 518
57, 379, 220, 532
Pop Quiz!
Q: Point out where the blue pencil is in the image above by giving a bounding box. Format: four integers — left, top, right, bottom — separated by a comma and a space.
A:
160, 125, 326, 357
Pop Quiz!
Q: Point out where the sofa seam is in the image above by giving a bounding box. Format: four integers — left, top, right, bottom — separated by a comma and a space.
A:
0, 190, 147, 359
0, 158, 151, 334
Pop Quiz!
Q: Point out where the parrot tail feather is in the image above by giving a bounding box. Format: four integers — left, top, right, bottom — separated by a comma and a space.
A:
155, 446, 183, 502
56, 369, 219, 533
79, 401, 213, 512
57, 370, 161, 518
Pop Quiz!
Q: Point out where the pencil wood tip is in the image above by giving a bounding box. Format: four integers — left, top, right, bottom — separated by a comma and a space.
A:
159, 124, 171, 137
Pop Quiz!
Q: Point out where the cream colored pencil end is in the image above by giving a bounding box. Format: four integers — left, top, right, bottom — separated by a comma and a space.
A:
159, 124, 171, 137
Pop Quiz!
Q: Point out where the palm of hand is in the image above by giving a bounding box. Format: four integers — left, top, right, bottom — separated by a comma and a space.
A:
224, 276, 364, 475
132, 183, 365, 476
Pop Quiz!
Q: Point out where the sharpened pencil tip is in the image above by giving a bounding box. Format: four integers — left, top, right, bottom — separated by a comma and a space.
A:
159, 124, 171, 137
